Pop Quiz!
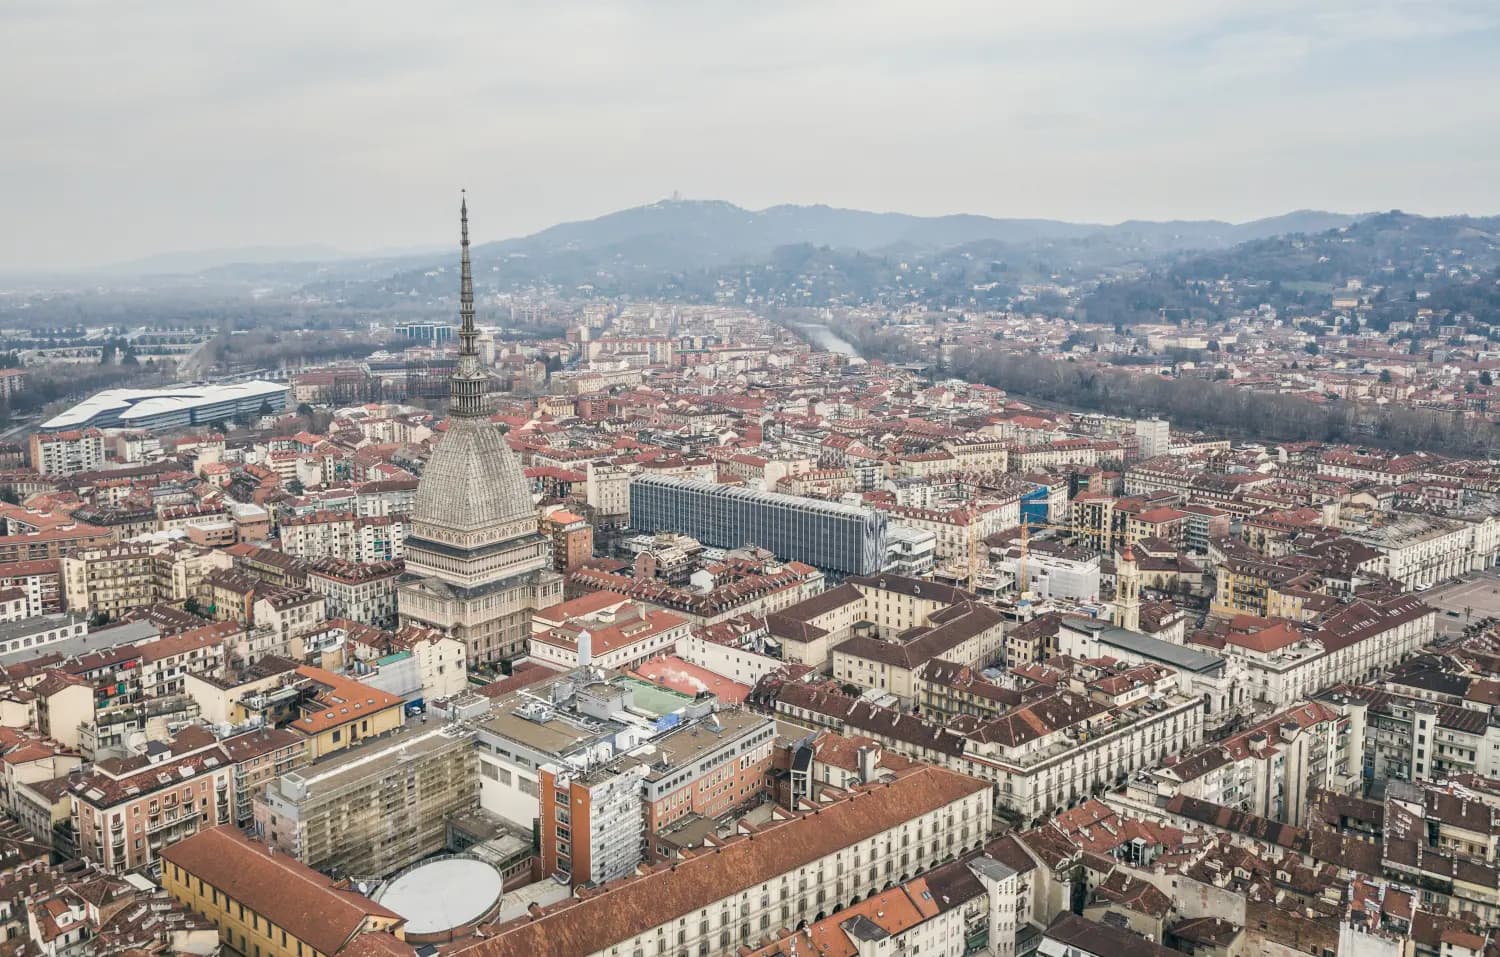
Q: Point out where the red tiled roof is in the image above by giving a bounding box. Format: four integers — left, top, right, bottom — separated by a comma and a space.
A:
161, 827, 402, 955
454, 766, 988, 957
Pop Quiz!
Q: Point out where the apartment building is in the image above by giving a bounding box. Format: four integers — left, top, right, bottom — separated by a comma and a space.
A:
1212, 595, 1434, 706
29, 429, 105, 477
228, 544, 307, 588
1009, 439, 1111, 473
538, 707, 777, 885
762, 573, 977, 672
252, 587, 328, 656
0, 369, 27, 399
748, 855, 1009, 957
1125, 505, 1189, 548
1212, 550, 1311, 618
584, 461, 633, 525
62, 544, 155, 620
1355, 686, 1500, 784
541, 508, 594, 573
1135, 418, 1171, 460
136, 622, 233, 699
157, 502, 231, 534
847, 574, 976, 638
1069, 494, 1119, 554
461, 766, 990, 957
29, 672, 94, 752
68, 732, 234, 874
385, 624, 468, 703
0, 558, 60, 616
62, 541, 233, 620
570, 561, 821, 629
1381, 779, 1500, 922
0, 522, 114, 566
832, 601, 1005, 703
161, 826, 405, 957
356, 477, 418, 518
256, 723, 477, 879
772, 678, 1204, 825
677, 617, 785, 689
1181, 503, 1232, 553
540, 761, 646, 886
153, 541, 233, 603
287, 666, 405, 760
945, 437, 1012, 473
182, 656, 303, 728
1134, 700, 1362, 826
218, 727, 308, 828
279, 510, 407, 564
529, 601, 691, 672
1344, 512, 1491, 589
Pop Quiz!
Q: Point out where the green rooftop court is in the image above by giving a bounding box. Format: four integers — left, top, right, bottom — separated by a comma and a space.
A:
613, 675, 696, 717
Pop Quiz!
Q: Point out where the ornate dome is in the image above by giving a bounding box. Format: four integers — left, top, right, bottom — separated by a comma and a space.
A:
407, 196, 540, 555
411, 416, 535, 540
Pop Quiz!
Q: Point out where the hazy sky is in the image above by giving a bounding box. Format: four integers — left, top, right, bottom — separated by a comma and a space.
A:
5, 0, 1500, 269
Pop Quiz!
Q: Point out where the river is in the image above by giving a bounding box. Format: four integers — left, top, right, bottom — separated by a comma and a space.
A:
788, 321, 860, 357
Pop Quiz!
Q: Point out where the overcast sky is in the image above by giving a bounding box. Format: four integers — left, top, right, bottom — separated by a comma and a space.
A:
4, 0, 1500, 269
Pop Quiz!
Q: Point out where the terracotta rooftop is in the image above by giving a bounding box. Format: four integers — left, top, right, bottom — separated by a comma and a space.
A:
291, 666, 404, 736
160, 826, 403, 956
456, 766, 988, 957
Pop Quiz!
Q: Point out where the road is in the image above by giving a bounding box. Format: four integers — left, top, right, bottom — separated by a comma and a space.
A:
1419, 570, 1500, 640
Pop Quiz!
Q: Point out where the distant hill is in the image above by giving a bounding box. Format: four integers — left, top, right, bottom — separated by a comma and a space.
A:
290, 199, 1365, 307
15, 199, 1379, 306
470, 199, 1360, 266
1078, 211, 1500, 327
96, 244, 351, 276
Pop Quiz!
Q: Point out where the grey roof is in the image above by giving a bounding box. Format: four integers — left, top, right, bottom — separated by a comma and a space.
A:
0, 618, 158, 666
0, 612, 86, 644
969, 856, 1019, 883
411, 415, 534, 540
1071, 619, 1224, 674
843, 915, 889, 942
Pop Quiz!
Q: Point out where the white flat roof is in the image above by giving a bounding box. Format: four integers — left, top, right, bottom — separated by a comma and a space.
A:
373, 857, 504, 934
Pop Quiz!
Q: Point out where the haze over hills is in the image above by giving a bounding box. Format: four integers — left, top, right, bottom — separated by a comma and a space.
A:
99, 244, 351, 276
40, 200, 1363, 285
15, 200, 1500, 327
465, 200, 1362, 268
274, 199, 1366, 306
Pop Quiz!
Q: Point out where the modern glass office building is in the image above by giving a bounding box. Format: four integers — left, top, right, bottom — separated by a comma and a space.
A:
629, 475, 887, 576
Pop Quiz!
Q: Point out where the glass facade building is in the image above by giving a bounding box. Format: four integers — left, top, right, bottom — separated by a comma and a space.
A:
629, 475, 887, 576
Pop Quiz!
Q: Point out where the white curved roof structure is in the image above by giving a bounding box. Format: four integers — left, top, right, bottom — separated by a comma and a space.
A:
41, 380, 287, 432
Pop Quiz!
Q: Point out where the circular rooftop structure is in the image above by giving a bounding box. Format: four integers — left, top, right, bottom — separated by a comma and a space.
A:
373, 857, 503, 941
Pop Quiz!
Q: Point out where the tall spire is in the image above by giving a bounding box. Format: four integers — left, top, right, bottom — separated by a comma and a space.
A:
459, 191, 476, 354
449, 190, 490, 418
